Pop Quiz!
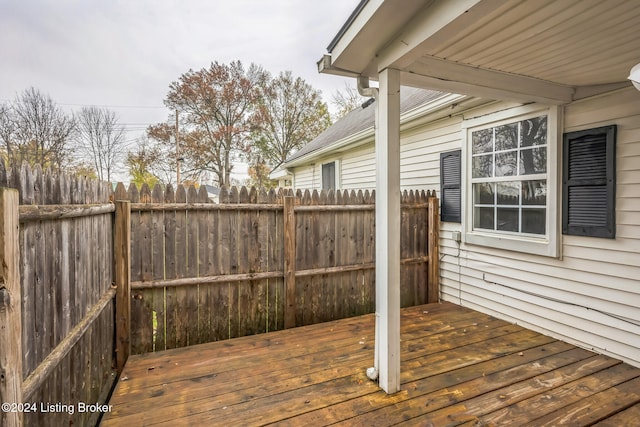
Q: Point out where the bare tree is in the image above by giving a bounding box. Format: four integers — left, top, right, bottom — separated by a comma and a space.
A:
76, 106, 126, 181
331, 83, 367, 120
0, 87, 76, 168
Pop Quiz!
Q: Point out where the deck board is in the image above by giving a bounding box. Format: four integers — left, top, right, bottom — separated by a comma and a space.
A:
101, 302, 640, 426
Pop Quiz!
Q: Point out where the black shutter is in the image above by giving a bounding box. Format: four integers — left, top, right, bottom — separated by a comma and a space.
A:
440, 150, 461, 223
562, 125, 616, 238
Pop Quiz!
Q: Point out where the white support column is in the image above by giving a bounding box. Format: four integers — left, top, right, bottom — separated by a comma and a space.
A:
374, 68, 401, 394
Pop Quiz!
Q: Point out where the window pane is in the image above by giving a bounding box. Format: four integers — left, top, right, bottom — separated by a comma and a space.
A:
322, 162, 335, 190
474, 207, 494, 230
497, 182, 519, 205
522, 180, 546, 205
474, 183, 494, 204
497, 208, 519, 232
520, 116, 547, 147
520, 147, 546, 174
522, 208, 546, 234
473, 154, 493, 178
472, 128, 493, 154
495, 151, 517, 177
495, 123, 518, 151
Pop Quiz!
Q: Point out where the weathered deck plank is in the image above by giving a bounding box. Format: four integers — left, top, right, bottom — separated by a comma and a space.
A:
101, 302, 640, 426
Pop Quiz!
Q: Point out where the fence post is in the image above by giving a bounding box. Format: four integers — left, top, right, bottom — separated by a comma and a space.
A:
283, 196, 296, 329
115, 201, 131, 374
0, 188, 22, 427
427, 195, 440, 303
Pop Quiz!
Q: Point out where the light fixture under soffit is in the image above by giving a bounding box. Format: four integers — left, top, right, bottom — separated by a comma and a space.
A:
629, 63, 640, 91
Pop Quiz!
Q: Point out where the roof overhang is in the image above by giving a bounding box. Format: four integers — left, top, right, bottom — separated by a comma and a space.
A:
320, 0, 640, 104
269, 166, 292, 181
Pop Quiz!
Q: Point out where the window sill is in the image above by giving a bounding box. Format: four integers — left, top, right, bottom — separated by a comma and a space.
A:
464, 230, 560, 258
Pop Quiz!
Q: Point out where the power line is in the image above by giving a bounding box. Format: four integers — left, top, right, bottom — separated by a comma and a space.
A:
0, 98, 166, 110
58, 102, 167, 109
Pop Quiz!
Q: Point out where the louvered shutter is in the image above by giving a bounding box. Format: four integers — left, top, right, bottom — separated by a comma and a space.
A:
440, 150, 461, 223
562, 125, 616, 238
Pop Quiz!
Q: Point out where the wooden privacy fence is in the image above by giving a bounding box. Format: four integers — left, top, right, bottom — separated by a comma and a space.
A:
114, 184, 440, 356
0, 162, 115, 427
0, 162, 440, 427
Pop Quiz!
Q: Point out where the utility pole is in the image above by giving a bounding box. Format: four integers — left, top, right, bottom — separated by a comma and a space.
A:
175, 109, 180, 184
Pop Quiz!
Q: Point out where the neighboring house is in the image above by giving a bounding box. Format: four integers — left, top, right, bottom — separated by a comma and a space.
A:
299, 0, 640, 391
278, 87, 470, 191
203, 184, 220, 203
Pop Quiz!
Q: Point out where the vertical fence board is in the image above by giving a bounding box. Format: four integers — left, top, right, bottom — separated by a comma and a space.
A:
0, 188, 21, 427
138, 184, 154, 352
237, 187, 251, 336
197, 186, 212, 344
271, 189, 284, 331
115, 201, 131, 374
283, 196, 296, 329
215, 188, 231, 340
151, 185, 165, 351
227, 187, 240, 339
35, 203, 47, 373
428, 195, 440, 303
174, 185, 189, 347
186, 186, 199, 344
308, 191, 320, 325
205, 194, 219, 342
162, 186, 177, 349
355, 191, 366, 316
257, 189, 270, 332
363, 191, 375, 313
20, 216, 35, 377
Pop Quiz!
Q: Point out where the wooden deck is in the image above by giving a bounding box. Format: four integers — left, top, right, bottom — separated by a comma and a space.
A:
101, 302, 640, 426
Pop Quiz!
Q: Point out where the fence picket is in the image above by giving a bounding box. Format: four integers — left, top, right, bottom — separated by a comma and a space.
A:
163, 185, 177, 349
197, 185, 212, 344
151, 184, 165, 351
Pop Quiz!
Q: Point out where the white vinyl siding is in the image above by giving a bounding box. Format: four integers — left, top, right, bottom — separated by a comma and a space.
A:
441, 88, 640, 367
341, 145, 375, 189
292, 117, 462, 193
291, 164, 315, 189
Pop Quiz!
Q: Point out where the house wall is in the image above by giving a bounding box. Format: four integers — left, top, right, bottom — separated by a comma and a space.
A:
289, 88, 640, 366
440, 87, 640, 367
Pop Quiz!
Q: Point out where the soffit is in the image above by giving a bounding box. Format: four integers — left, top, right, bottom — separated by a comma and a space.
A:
326, 0, 640, 102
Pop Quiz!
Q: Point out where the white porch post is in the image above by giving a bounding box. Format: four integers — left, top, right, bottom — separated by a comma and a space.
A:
374, 68, 401, 394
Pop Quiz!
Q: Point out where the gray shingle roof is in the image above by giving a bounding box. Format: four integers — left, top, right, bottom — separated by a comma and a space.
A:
286, 87, 447, 163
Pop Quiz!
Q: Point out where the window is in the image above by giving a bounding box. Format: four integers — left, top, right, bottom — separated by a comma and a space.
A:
471, 115, 548, 235
562, 125, 616, 238
463, 105, 560, 257
440, 150, 461, 222
322, 162, 336, 190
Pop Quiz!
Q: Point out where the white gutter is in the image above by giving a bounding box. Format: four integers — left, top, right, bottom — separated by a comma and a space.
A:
357, 75, 379, 99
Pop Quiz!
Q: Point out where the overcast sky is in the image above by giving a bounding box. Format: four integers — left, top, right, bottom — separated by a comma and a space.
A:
0, 0, 360, 179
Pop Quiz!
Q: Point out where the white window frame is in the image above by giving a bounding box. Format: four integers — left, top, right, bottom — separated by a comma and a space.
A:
461, 104, 561, 257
